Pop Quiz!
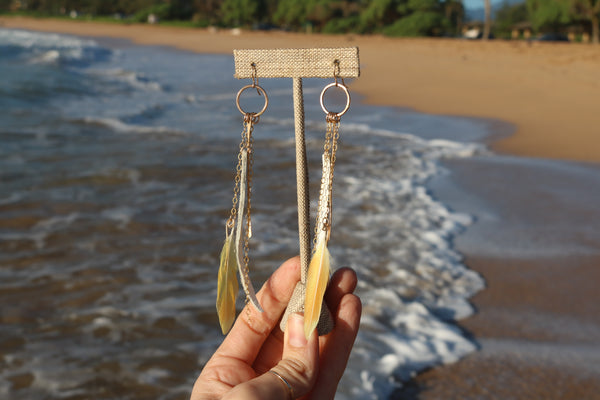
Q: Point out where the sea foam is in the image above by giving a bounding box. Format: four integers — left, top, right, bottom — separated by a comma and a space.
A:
314, 125, 486, 398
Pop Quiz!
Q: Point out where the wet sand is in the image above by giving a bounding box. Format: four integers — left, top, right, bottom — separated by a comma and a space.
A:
392, 253, 600, 399
402, 157, 600, 399
3, 16, 600, 399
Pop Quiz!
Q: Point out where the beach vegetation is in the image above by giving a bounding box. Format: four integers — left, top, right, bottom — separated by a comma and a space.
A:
570, 0, 600, 43
132, 3, 171, 23
1, 0, 460, 37
359, 0, 404, 32
220, 0, 262, 27
384, 11, 446, 36
322, 15, 362, 34
494, 1, 529, 38
2, 0, 597, 42
272, 0, 315, 30
443, 0, 466, 36
526, 0, 571, 31
525, 0, 599, 43
379, 0, 450, 36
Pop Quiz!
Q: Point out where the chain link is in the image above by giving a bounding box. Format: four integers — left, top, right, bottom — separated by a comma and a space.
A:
313, 112, 341, 250
226, 112, 259, 313
228, 113, 259, 224
242, 114, 258, 322
243, 115, 256, 296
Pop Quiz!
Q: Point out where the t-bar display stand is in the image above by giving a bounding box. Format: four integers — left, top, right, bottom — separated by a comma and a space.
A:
233, 47, 360, 334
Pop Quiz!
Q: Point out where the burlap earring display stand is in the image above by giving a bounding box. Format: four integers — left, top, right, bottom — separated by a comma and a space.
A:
233, 47, 360, 335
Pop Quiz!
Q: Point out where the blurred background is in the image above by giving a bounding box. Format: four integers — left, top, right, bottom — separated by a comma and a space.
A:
1, 0, 598, 43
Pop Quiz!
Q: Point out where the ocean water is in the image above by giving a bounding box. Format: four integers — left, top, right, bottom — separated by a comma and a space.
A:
0, 29, 491, 399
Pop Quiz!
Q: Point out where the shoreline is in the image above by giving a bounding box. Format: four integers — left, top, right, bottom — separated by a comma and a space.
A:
406, 156, 600, 399
1, 15, 600, 163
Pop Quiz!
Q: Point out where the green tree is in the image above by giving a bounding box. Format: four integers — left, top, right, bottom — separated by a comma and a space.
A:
0, 0, 11, 12
220, 0, 262, 26
87, 0, 121, 15
359, 0, 404, 32
384, 10, 444, 35
483, 0, 491, 39
190, 0, 222, 25
3, 0, 461, 37
443, 0, 465, 36
132, 2, 171, 22
318, 0, 363, 33
571, 0, 600, 43
258, 0, 280, 24
273, 0, 317, 29
383, 0, 448, 36
167, 0, 195, 20
526, 0, 571, 31
495, 0, 529, 38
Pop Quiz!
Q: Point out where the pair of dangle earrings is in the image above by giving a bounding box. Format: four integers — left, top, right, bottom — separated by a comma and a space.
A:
216, 63, 351, 336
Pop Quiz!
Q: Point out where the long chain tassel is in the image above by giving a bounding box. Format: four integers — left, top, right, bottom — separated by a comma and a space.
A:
304, 112, 340, 338
236, 114, 263, 313
216, 113, 264, 334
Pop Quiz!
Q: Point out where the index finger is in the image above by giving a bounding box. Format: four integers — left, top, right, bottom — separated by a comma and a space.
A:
215, 256, 301, 364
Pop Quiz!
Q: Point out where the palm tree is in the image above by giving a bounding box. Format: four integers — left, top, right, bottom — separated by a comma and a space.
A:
573, 0, 600, 44
483, 0, 491, 40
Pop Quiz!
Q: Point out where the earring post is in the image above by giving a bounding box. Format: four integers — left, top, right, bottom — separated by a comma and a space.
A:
292, 77, 311, 284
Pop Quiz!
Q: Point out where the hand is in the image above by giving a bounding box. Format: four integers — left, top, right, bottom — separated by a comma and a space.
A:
191, 256, 361, 400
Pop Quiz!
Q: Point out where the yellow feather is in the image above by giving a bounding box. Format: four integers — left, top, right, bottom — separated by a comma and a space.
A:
216, 234, 239, 334
304, 232, 330, 339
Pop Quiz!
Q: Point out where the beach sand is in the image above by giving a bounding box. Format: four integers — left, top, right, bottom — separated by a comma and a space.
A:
394, 156, 600, 399
2, 16, 600, 399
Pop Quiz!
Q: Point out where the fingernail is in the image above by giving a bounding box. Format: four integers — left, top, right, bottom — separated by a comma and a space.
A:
288, 313, 308, 348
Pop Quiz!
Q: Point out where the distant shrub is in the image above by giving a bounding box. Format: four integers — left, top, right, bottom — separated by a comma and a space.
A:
132, 4, 170, 23
322, 16, 361, 34
383, 12, 444, 37
191, 14, 213, 28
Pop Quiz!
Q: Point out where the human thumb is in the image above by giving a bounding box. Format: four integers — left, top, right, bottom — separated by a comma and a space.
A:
222, 313, 319, 400
272, 312, 319, 398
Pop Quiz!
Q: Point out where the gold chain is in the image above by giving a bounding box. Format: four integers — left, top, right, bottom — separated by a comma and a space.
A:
227, 112, 258, 293
313, 112, 340, 250
327, 112, 340, 196
242, 113, 257, 292
242, 113, 258, 322
227, 127, 246, 230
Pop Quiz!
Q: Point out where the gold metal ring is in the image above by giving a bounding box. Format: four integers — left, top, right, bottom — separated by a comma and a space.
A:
268, 370, 294, 399
236, 84, 268, 117
319, 82, 350, 118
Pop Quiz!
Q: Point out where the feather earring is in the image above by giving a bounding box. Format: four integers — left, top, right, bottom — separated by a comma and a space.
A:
304, 153, 334, 338
304, 71, 350, 338
216, 75, 267, 334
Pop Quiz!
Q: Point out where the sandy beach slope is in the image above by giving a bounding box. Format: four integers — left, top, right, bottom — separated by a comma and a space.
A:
1, 16, 600, 163
2, 16, 600, 399
395, 157, 600, 399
